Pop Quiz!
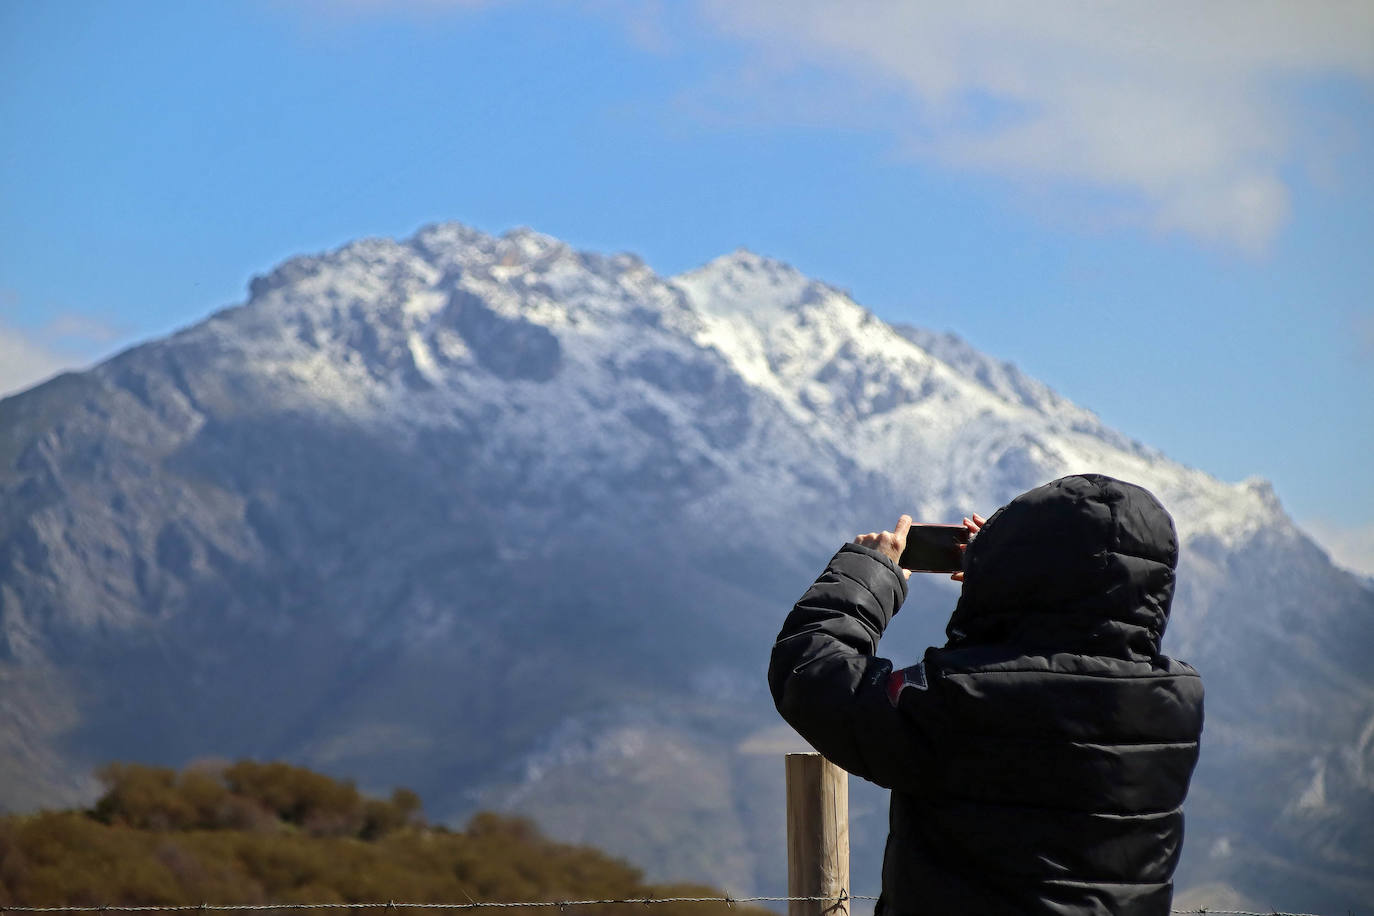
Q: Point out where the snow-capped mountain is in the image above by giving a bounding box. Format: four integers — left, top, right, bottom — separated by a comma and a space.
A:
0, 223, 1369, 912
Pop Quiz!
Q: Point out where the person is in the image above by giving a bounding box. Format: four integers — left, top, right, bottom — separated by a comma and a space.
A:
769, 474, 1203, 916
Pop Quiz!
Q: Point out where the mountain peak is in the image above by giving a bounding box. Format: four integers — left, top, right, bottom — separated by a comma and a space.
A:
496, 226, 569, 265
672, 248, 836, 321
696, 246, 805, 283
2, 219, 1370, 910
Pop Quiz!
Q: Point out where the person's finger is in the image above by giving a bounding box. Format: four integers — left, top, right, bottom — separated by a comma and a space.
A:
950, 571, 964, 581
972, 512, 986, 526
902, 568, 912, 580
894, 514, 913, 540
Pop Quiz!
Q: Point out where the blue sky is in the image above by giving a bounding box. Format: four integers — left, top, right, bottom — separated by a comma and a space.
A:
2, 1, 1372, 571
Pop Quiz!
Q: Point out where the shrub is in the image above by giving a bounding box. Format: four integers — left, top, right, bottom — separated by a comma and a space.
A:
2, 761, 767, 916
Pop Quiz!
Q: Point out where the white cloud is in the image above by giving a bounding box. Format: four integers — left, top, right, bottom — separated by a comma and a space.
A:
0, 313, 126, 399
285, 1, 1373, 249
1302, 518, 1374, 579
690, 0, 1374, 252
0, 324, 75, 399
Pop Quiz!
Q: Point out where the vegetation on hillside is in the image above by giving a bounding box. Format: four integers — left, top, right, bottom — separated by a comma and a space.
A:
0, 761, 766, 916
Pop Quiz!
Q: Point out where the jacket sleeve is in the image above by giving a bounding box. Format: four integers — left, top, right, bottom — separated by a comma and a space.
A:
768, 542, 934, 792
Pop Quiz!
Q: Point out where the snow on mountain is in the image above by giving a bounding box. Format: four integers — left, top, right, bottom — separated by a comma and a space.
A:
158, 226, 1281, 550
677, 248, 1280, 548
0, 222, 1370, 911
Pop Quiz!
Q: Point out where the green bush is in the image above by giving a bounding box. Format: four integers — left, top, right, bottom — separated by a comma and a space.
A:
0, 761, 766, 916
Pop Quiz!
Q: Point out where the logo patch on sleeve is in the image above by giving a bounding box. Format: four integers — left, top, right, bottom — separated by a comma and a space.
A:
886, 661, 928, 707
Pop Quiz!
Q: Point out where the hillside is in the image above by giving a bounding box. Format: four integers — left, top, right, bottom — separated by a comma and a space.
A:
0, 222, 1370, 911
0, 760, 762, 916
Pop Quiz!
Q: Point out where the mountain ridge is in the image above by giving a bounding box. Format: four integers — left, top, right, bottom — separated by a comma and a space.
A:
0, 221, 1370, 911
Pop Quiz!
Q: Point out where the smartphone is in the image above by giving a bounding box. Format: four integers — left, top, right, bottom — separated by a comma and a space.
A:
898, 524, 970, 573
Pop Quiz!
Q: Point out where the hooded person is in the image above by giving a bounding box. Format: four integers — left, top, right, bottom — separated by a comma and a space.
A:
768, 474, 1204, 916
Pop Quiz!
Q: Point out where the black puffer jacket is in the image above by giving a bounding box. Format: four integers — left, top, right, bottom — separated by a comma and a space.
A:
769, 475, 1204, 916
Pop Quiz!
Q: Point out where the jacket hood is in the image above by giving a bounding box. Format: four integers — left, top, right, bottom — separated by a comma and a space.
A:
946, 474, 1178, 659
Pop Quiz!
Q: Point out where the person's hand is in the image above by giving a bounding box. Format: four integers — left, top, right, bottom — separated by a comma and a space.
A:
855, 515, 913, 580
949, 513, 986, 582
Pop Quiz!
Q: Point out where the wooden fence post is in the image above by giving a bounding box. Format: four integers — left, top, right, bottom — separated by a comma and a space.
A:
786, 752, 849, 916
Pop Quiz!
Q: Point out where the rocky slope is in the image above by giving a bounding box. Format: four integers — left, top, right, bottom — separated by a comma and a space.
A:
0, 223, 1370, 911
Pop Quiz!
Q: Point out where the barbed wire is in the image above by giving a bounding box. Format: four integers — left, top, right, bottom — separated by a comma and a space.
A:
0, 896, 865, 914
1171, 911, 1330, 916
0, 900, 1335, 916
